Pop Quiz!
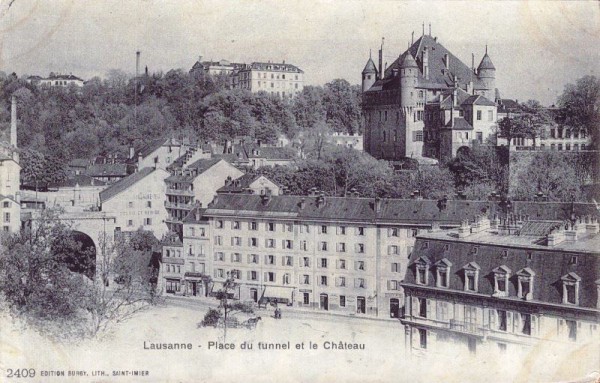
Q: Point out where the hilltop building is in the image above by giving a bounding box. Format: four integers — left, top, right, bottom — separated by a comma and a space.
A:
362, 28, 498, 162
27, 73, 84, 87
190, 56, 304, 97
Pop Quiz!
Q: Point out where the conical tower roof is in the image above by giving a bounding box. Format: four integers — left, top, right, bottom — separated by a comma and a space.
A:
478, 53, 495, 71
400, 52, 418, 69
362, 57, 377, 74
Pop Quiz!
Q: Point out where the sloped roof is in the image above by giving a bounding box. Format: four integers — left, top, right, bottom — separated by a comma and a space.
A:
0, 194, 18, 203
49, 174, 107, 188
165, 158, 225, 183
217, 174, 279, 193
85, 163, 132, 177
68, 158, 91, 168
478, 53, 496, 71
462, 95, 496, 107
362, 57, 378, 74
443, 117, 473, 130
400, 52, 418, 69
404, 230, 600, 309
100, 167, 156, 203
183, 206, 209, 224
136, 138, 180, 159
244, 146, 297, 160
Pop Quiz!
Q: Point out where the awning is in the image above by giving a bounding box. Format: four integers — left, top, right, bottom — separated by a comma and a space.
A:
263, 286, 294, 303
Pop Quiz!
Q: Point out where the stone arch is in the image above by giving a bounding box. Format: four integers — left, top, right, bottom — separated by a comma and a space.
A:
68, 231, 97, 279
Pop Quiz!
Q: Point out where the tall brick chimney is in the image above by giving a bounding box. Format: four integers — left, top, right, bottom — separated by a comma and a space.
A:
11, 95, 17, 148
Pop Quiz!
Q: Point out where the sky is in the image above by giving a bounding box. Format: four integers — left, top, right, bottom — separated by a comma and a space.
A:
0, 0, 598, 105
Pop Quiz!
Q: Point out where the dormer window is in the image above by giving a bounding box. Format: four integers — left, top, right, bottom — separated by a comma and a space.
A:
414, 256, 431, 285
516, 268, 535, 300
561, 272, 581, 305
435, 258, 452, 288
492, 265, 511, 297
463, 262, 481, 292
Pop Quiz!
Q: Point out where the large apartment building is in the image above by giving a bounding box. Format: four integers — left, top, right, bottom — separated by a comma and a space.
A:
401, 215, 600, 357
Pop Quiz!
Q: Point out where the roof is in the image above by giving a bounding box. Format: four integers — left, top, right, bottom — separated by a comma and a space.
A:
404, 228, 600, 309
0, 194, 18, 203
68, 158, 91, 168
135, 138, 180, 159
49, 174, 107, 188
217, 174, 279, 193
362, 57, 378, 74
498, 99, 522, 114
204, 194, 599, 225
100, 167, 156, 203
244, 146, 297, 160
183, 206, 209, 224
165, 158, 224, 183
444, 117, 473, 130
400, 52, 418, 69
85, 163, 132, 177
477, 52, 496, 71
246, 62, 303, 73
461, 95, 496, 107
366, 35, 490, 94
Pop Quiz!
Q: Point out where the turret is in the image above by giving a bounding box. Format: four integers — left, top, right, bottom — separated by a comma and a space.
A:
361, 52, 377, 92
477, 46, 496, 100
400, 52, 418, 110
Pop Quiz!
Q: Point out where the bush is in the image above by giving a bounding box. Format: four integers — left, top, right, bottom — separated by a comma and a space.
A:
200, 308, 222, 327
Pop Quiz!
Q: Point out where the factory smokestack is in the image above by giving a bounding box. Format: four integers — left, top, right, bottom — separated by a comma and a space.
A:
11, 95, 17, 148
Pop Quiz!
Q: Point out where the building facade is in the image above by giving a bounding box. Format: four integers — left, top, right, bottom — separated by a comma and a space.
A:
27, 73, 85, 87
0, 96, 21, 234
362, 32, 498, 162
401, 216, 600, 358
99, 167, 170, 238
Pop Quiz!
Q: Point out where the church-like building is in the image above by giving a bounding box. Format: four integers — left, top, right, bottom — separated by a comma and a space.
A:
361, 29, 499, 163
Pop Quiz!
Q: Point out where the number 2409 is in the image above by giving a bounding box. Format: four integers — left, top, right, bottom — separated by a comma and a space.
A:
7, 369, 36, 378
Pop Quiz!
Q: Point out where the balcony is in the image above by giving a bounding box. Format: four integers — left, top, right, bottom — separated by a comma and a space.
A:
165, 201, 194, 210
166, 188, 194, 197
449, 319, 489, 337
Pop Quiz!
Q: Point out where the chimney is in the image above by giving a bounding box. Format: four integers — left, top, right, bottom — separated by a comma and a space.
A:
374, 196, 382, 213
316, 193, 326, 208
471, 53, 475, 74
261, 193, 271, 205
378, 37, 384, 80
11, 95, 17, 147
136, 51, 140, 78
422, 47, 429, 80
299, 198, 306, 210
129, 146, 135, 159
458, 219, 471, 238
444, 53, 449, 70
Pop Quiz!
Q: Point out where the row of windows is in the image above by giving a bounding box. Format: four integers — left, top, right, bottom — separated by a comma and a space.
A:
215, 236, 367, 253
215, 221, 367, 235
212, 269, 368, 289
213, 252, 370, 270
550, 128, 587, 139
126, 218, 152, 226
127, 201, 153, 208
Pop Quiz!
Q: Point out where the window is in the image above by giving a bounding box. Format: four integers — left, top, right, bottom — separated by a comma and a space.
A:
214, 252, 224, 261
266, 255, 275, 265
248, 254, 258, 264
320, 225, 328, 234
516, 268, 535, 300
300, 240, 308, 251
231, 236, 242, 246
497, 310, 507, 331
302, 257, 310, 267
2, 202, 9, 208
214, 235, 223, 245
566, 319, 577, 341
338, 259, 346, 269
356, 243, 365, 253
127, 220, 133, 227
418, 329, 427, 349
337, 226, 346, 235
302, 275, 310, 285
216, 220, 224, 229
300, 224, 310, 234
249, 221, 258, 230
355, 278, 366, 288
248, 271, 258, 280
477, 110, 482, 120
488, 110, 493, 121
520, 313, 531, 335
339, 295, 346, 307
463, 262, 481, 292
283, 273, 291, 285
388, 245, 399, 255
145, 201, 152, 208
356, 227, 365, 236
418, 298, 427, 318
265, 272, 275, 282
561, 272, 581, 305
283, 256, 293, 266
435, 259, 452, 288
214, 268, 224, 278
388, 280, 399, 290
319, 276, 328, 286
320, 258, 328, 268
355, 261, 365, 271
231, 221, 241, 230
231, 253, 241, 263
265, 239, 276, 248
415, 131, 423, 142
337, 242, 346, 252
143, 218, 152, 225
493, 266, 511, 297
267, 222, 276, 232
128, 201, 134, 208
320, 241, 328, 251
389, 228, 399, 237
391, 263, 400, 273
283, 240, 293, 249
303, 292, 310, 304
337, 277, 346, 287
410, 229, 418, 237
415, 257, 430, 285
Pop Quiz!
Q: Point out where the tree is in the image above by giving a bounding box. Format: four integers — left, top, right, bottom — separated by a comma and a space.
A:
558, 75, 600, 152
199, 273, 254, 341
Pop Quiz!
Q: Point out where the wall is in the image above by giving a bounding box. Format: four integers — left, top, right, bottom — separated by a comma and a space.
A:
192, 161, 244, 206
